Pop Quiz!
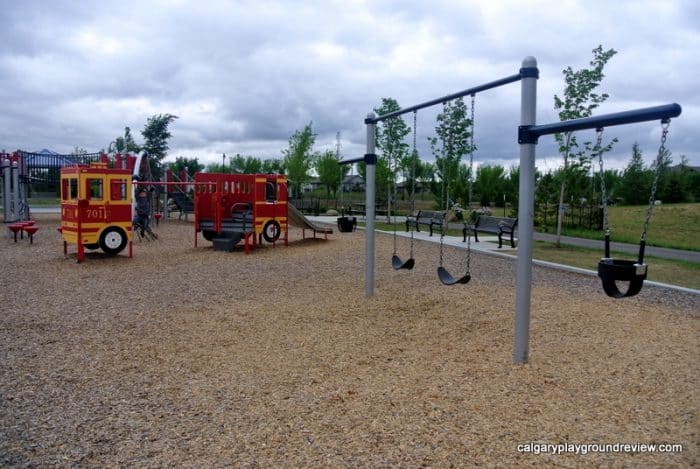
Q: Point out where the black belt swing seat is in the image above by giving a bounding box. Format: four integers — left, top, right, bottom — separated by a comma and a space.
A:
391, 110, 419, 271
436, 94, 477, 286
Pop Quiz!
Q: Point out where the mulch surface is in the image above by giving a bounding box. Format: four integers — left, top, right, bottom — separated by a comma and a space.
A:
1, 214, 697, 466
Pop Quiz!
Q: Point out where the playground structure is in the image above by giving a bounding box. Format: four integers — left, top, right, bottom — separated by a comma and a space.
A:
59, 161, 135, 262
56, 151, 158, 262
7, 146, 331, 260
353, 56, 681, 364
193, 172, 289, 253
1, 152, 28, 223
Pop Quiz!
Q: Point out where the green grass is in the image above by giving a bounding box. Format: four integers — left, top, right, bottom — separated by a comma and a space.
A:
27, 197, 61, 206
532, 241, 700, 290
539, 202, 700, 251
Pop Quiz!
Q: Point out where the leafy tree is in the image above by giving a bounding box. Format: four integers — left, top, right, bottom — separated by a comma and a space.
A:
400, 150, 434, 203
617, 143, 652, 205
662, 155, 695, 203
282, 122, 315, 198
429, 98, 474, 210
474, 165, 506, 207
374, 98, 410, 219
553, 45, 617, 246
114, 126, 141, 153
141, 114, 178, 180
262, 158, 284, 174
315, 149, 344, 198
598, 168, 621, 204
504, 165, 520, 212
167, 156, 204, 178
230, 154, 263, 174
205, 162, 226, 173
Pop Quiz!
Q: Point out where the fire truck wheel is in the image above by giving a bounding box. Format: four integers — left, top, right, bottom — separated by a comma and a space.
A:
99, 227, 127, 255
202, 230, 216, 241
84, 243, 99, 250
262, 220, 281, 243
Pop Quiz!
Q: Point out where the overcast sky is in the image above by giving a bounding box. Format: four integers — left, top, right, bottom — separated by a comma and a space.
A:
1, 0, 698, 172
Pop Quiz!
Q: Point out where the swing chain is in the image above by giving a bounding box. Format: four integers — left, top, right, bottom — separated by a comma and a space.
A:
641, 120, 670, 242
466, 94, 476, 273
594, 128, 609, 234
411, 111, 417, 212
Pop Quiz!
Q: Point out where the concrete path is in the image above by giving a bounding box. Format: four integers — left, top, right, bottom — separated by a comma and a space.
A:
311, 215, 700, 295
311, 215, 700, 262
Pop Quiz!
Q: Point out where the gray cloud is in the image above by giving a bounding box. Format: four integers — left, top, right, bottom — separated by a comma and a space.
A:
0, 0, 697, 171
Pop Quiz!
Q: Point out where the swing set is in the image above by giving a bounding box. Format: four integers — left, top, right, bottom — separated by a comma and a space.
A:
351, 56, 681, 363
390, 95, 478, 286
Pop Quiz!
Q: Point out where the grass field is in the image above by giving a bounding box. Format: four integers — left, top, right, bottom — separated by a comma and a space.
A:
532, 241, 700, 290
553, 203, 700, 251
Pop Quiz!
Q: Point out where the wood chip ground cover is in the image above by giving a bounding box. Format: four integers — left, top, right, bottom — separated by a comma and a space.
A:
1, 214, 697, 466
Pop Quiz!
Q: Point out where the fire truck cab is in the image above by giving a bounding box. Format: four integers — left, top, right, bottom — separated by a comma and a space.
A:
60, 162, 133, 261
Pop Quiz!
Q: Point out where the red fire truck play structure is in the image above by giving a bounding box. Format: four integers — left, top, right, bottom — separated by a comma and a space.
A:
193, 172, 289, 252
59, 161, 134, 262
59, 155, 293, 260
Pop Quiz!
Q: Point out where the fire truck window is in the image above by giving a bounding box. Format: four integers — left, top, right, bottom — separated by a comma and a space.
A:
88, 179, 103, 200
68, 178, 78, 200
61, 179, 69, 200
110, 179, 127, 201
266, 181, 276, 201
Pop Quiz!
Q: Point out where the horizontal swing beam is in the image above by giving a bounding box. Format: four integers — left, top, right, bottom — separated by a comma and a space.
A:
338, 153, 377, 166
518, 103, 682, 144
364, 69, 536, 125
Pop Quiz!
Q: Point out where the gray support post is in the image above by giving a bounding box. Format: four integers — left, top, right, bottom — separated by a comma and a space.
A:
365, 113, 376, 297
162, 175, 169, 223
2, 159, 10, 223
514, 56, 538, 364
11, 161, 20, 222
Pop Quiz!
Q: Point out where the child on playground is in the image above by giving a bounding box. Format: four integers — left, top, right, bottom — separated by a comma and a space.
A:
134, 188, 150, 235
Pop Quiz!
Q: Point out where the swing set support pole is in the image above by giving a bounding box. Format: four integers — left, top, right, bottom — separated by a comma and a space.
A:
364, 114, 377, 298
513, 56, 539, 364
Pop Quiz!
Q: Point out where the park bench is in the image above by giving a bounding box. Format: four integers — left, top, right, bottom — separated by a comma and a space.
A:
405, 210, 446, 236
463, 215, 518, 248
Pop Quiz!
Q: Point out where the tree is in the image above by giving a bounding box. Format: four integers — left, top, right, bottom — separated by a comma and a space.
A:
618, 143, 652, 205
230, 154, 263, 174
474, 165, 506, 207
282, 122, 315, 198
315, 149, 344, 198
429, 98, 474, 210
553, 45, 617, 246
262, 159, 284, 174
113, 126, 141, 153
660, 155, 694, 203
141, 113, 178, 180
167, 156, 204, 178
374, 98, 410, 220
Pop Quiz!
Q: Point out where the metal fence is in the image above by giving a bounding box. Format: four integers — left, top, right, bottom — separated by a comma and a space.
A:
17, 151, 102, 196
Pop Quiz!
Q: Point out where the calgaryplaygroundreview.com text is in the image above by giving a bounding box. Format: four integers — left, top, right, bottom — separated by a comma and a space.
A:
517, 442, 684, 456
